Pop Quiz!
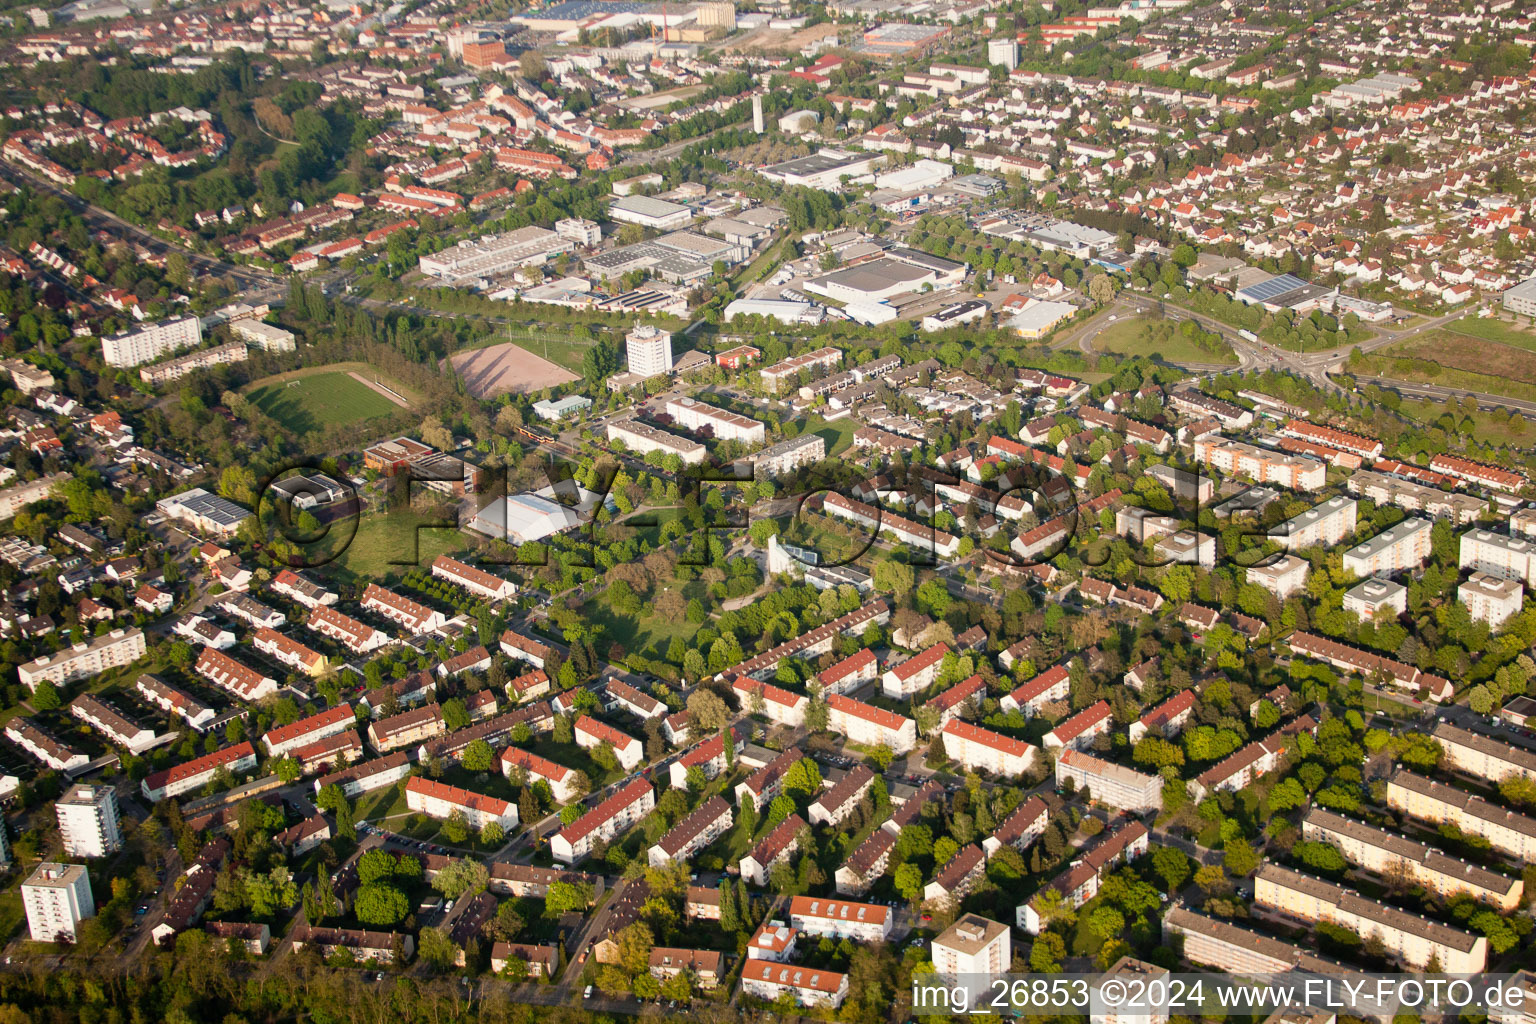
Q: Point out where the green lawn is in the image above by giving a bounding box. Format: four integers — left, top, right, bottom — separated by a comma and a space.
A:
352, 782, 412, 825
1093, 317, 1236, 364
802, 414, 861, 457
323, 510, 469, 580
1442, 315, 1536, 352
248, 371, 402, 433
578, 585, 702, 660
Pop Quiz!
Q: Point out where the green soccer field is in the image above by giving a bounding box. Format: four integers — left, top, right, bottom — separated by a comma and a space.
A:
247, 371, 402, 433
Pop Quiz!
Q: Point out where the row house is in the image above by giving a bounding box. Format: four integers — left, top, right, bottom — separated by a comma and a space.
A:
135, 674, 216, 731
262, 704, 355, 757
431, 555, 516, 602
271, 569, 338, 608
253, 628, 327, 677
69, 694, 157, 753
368, 704, 445, 753
1187, 716, 1318, 801
195, 648, 278, 702
361, 583, 446, 635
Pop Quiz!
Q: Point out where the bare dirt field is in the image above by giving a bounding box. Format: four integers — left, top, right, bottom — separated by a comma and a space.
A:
721, 22, 839, 55
450, 342, 579, 398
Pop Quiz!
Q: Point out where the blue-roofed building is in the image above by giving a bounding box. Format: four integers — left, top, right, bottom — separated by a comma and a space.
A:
1235, 273, 1330, 312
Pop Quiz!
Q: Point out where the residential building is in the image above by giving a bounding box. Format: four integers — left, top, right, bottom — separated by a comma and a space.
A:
367, 705, 445, 753
552, 778, 653, 864
141, 742, 258, 802
789, 895, 893, 942
740, 814, 806, 886
931, 915, 1011, 1009
1254, 863, 1485, 972
1460, 572, 1523, 627
1342, 518, 1432, 576
648, 796, 732, 868
1055, 750, 1162, 812
18, 628, 146, 691
826, 694, 916, 754
499, 746, 580, 802
56, 785, 122, 858
574, 716, 643, 771
101, 315, 202, 367
1271, 497, 1358, 551
741, 962, 849, 1008
404, 777, 518, 830
1301, 807, 1521, 909
941, 719, 1039, 777
22, 863, 93, 943
1388, 768, 1536, 861
262, 705, 355, 757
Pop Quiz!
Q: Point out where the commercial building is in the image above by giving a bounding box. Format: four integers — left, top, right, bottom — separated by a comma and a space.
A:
22, 863, 93, 943
609, 194, 693, 230
1301, 806, 1521, 909
1342, 517, 1431, 576
1055, 750, 1162, 812
417, 227, 570, 283
759, 148, 885, 190
155, 488, 251, 538
1254, 863, 1485, 972
101, 315, 202, 367
18, 628, 146, 691
56, 784, 122, 858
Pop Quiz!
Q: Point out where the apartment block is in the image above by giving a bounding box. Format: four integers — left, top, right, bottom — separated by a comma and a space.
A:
1434, 721, 1536, 783
405, 777, 518, 830
826, 694, 916, 754
1055, 750, 1162, 812
1341, 517, 1432, 576
22, 863, 94, 943
1389, 768, 1536, 861
101, 315, 202, 367
930, 914, 1010, 1008
1271, 497, 1357, 551
1301, 807, 1521, 909
18, 628, 146, 691
941, 719, 1039, 777
1459, 572, 1523, 627
1191, 437, 1326, 491
648, 795, 732, 868
56, 784, 122, 858
552, 778, 654, 864
1459, 529, 1536, 584
1254, 863, 1485, 972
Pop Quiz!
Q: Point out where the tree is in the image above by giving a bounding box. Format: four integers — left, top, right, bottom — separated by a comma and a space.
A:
271, 756, 302, 784
545, 880, 593, 916
442, 812, 471, 844
31, 682, 60, 711
1223, 838, 1259, 877
1193, 864, 1230, 896
893, 863, 924, 901
462, 739, 495, 773
617, 921, 654, 974
432, 858, 490, 899
874, 560, 915, 597
480, 821, 505, 846
783, 758, 823, 799
354, 883, 408, 926
417, 926, 458, 971
1151, 847, 1191, 892
687, 689, 729, 730
1029, 932, 1066, 973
